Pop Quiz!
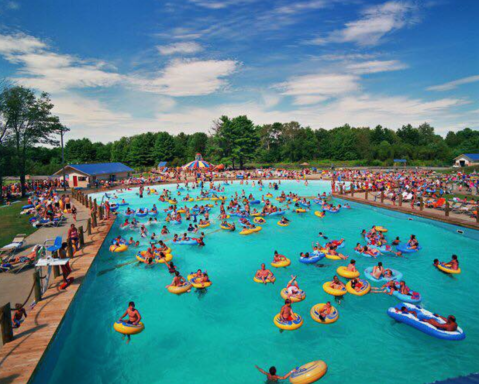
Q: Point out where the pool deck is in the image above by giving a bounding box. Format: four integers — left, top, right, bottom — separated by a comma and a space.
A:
333, 191, 479, 230
0, 212, 115, 384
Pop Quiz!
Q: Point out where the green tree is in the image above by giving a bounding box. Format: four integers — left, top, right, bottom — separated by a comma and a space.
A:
0, 86, 60, 196
155, 132, 176, 163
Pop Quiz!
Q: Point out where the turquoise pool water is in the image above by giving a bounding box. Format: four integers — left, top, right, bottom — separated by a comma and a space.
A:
33, 181, 479, 384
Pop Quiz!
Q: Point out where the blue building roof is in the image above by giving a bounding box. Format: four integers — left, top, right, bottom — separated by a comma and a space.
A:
464, 154, 479, 161
393, 159, 407, 163
158, 161, 167, 167
68, 162, 134, 176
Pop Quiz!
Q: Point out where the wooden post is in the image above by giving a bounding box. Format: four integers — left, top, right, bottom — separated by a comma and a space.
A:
87, 218, 92, 235
399, 194, 403, 207
351, 185, 354, 196
53, 265, 60, 278
340, 185, 344, 194
67, 238, 74, 258
445, 201, 450, 217
420, 197, 424, 211
79, 226, 85, 246
380, 191, 384, 203
476, 203, 479, 224
92, 212, 97, 228
33, 271, 42, 302
365, 190, 368, 200
1, 303, 14, 344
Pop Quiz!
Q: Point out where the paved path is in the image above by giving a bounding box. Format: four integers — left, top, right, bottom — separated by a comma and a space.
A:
0, 198, 90, 313
334, 191, 479, 230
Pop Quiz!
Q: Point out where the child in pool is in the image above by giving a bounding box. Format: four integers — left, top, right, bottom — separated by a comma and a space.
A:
255, 366, 292, 382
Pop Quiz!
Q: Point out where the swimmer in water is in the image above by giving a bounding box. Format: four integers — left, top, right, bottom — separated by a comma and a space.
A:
254, 365, 293, 382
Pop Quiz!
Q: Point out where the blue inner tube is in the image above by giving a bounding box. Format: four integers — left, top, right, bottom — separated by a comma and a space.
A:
389, 284, 422, 304
264, 211, 285, 217
22, 204, 34, 210
249, 200, 260, 205
396, 243, 422, 253
326, 209, 339, 213
299, 202, 310, 208
299, 252, 325, 264
387, 303, 465, 341
173, 239, 198, 245
364, 267, 403, 282
111, 238, 126, 245
136, 208, 148, 217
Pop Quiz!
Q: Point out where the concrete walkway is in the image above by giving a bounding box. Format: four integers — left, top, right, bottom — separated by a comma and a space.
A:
0, 197, 91, 343
335, 191, 479, 230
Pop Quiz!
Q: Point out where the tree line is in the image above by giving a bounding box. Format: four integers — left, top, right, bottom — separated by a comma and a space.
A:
2, 85, 479, 192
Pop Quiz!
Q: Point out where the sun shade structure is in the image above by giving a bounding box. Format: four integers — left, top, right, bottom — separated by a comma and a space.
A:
182, 153, 213, 170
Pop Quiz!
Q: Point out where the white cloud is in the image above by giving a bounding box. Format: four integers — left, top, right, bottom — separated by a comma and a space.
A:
0, 33, 238, 98
0, 33, 122, 92
292, 95, 328, 106
188, 0, 255, 9
427, 75, 479, 92
346, 60, 408, 74
311, 1, 418, 46
129, 58, 239, 96
0, 33, 45, 55
276, 73, 359, 105
157, 42, 203, 55
274, 0, 327, 15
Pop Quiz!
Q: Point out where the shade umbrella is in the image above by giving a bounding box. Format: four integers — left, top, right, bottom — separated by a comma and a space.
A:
182, 153, 213, 170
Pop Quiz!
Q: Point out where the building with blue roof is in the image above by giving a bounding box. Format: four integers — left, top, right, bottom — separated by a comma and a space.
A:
54, 162, 134, 188
453, 154, 479, 167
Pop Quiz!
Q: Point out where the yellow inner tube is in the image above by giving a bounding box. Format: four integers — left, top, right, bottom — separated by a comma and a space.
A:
113, 321, 144, 335
336, 266, 359, 279
154, 253, 173, 263
321, 249, 342, 260
437, 263, 461, 274
240, 226, 262, 235
280, 288, 305, 302
271, 258, 291, 268
375, 226, 388, 232
253, 217, 266, 224
277, 221, 290, 227
314, 211, 324, 217
310, 304, 339, 324
273, 313, 303, 331
167, 283, 191, 294
346, 279, 371, 296
199, 222, 210, 228
220, 224, 234, 230
322, 281, 347, 296
266, 193, 273, 197
177, 209, 186, 213
253, 275, 276, 284
191, 277, 212, 289
168, 200, 177, 204
109, 244, 128, 253
290, 360, 328, 384
295, 208, 307, 213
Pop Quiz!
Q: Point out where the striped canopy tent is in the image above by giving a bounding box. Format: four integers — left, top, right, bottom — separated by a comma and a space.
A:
182, 153, 213, 170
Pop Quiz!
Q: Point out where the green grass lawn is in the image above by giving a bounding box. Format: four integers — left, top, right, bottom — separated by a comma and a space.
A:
0, 201, 37, 248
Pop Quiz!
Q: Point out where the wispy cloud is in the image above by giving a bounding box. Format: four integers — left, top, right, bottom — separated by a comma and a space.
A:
157, 41, 203, 55
346, 60, 408, 74
0, 33, 238, 98
187, 0, 256, 9
311, 1, 418, 46
276, 73, 359, 105
0, 33, 122, 92
129, 58, 239, 96
427, 75, 479, 91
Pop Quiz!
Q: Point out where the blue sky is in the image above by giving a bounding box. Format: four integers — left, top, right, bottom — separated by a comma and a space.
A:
0, 0, 477, 141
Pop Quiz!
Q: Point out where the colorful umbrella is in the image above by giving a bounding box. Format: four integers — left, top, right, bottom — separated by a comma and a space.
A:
182, 159, 212, 170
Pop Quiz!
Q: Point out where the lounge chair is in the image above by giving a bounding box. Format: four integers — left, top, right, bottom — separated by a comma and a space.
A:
0, 234, 26, 257
45, 236, 63, 253
7, 245, 46, 274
